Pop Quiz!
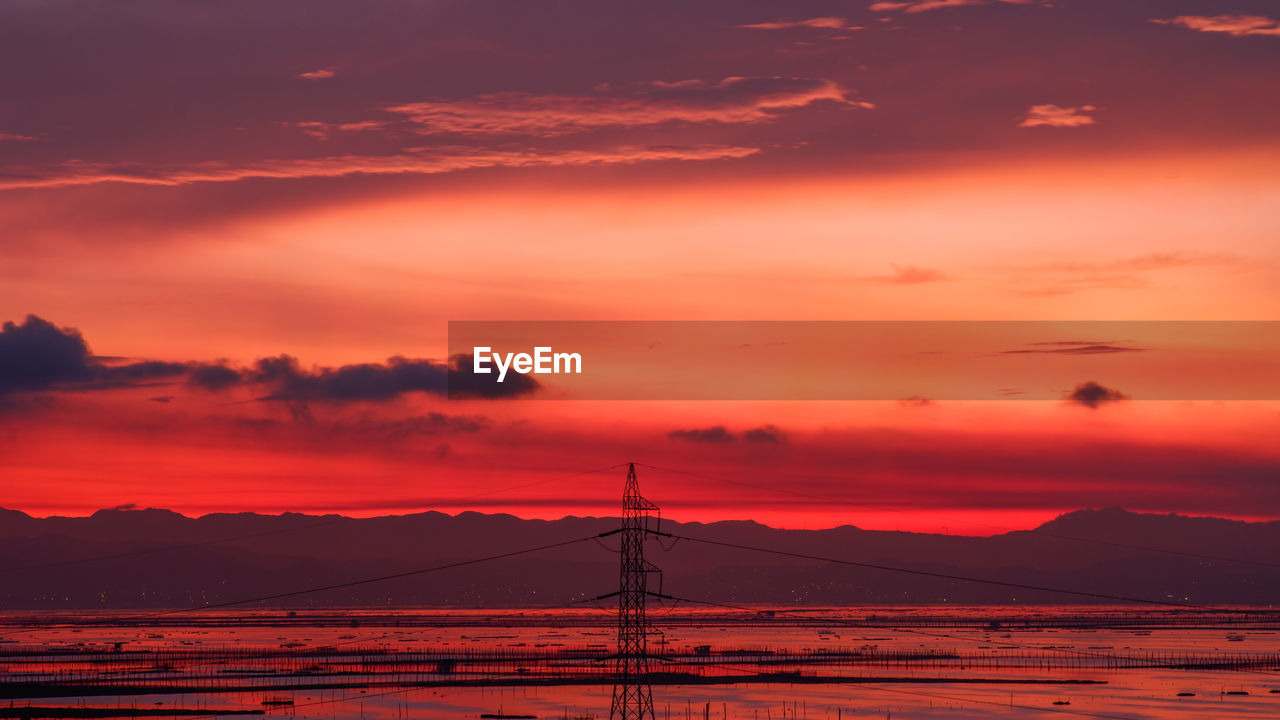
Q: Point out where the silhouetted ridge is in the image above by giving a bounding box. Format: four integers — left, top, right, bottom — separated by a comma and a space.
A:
0, 507, 1277, 608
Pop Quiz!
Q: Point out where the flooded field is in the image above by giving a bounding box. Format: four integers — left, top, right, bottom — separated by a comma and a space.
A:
1, 607, 1278, 719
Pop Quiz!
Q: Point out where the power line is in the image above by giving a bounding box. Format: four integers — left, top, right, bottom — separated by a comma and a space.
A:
0, 516, 353, 574
1, 462, 628, 574
2, 533, 605, 636
88, 593, 615, 680
143, 534, 599, 615
637, 463, 1280, 569
664, 532, 1267, 614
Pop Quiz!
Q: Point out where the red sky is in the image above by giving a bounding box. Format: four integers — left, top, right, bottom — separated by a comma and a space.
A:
2, 0, 1279, 532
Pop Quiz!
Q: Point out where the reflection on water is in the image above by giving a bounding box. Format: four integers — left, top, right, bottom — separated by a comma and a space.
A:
1, 607, 1277, 719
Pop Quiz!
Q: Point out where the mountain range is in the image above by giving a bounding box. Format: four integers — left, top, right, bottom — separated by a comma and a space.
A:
1, 507, 1277, 608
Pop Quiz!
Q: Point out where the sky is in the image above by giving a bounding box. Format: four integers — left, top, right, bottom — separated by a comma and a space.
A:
1, 0, 1279, 532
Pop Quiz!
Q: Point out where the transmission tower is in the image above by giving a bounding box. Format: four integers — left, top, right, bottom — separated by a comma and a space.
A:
609, 463, 660, 720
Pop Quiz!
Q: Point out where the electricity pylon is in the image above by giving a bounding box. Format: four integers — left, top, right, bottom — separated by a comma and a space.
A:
609, 463, 660, 720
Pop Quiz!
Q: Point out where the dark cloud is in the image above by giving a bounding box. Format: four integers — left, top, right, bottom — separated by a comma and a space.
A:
0, 315, 94, 394
668, 425, 787, 443
236, 353, 539, 402
187, 364, 243, 391
445, 353, 541, 399
1067, 381, 1129, 408
1030, 340, 1117, 347
1, 316, 537, 404
668, 426, 736, 443
250, 354, 447, 402
0, 315, 187, 395
1002, 344, 1145, 355
186, 353, 541, 402
98, 360, 189, 383
147, 395, 174, 403
742, 424, 785, 443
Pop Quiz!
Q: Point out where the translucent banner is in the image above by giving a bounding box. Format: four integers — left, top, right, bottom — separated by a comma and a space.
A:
446, 321, 1280, 401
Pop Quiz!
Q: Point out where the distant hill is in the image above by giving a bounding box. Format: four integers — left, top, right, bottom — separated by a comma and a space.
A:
0, 507, 1277, 608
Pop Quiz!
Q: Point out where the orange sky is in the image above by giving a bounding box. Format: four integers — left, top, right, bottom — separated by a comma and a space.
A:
2, 0, 1279, 531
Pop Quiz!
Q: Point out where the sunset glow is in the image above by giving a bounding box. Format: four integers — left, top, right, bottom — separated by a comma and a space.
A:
2, 0, 1278, 532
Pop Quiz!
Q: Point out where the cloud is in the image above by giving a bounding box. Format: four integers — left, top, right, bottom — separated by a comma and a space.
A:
1107, 253, 1243, 272
743, 425, 785, 443
294, 120, 387, 140
1066, 381, 1128, 408
384, 77, 869, 136
99, 360, 191, 382
1019, 104, 1096, 128
0, 144, 758, 191
248, 354, 452, 402
0, 315, 95, 394
1007, 252, 1244, 297
668, 426, 736, 443
870, 0, 1034, 14
668, 425, 785, 444
2, 77, 859, 192
1001, 343, 1145, 355
1, 315, 537, 404
1151, 15, 1280, 38
0, 131, 37, 141
298, 68, 336, 79
0, 315, 189, 396
186, 352, 539, 401
875, 265, 945, 284
740, 18, 864, 31
445, 353, 541, 399
187, 364, 243, 391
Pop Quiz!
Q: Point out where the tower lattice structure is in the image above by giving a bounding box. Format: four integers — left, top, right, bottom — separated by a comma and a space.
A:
609, 463, 660, 720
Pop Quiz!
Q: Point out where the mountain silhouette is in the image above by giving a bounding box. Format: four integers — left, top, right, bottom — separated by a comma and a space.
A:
1, 507, 1276, 608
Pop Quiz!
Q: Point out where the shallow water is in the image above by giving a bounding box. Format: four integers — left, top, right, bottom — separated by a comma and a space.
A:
1, 607, 1277, 719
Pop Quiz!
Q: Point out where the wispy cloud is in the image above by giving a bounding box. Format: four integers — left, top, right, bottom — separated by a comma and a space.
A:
870, 0, 1034, 14
1019, 104, 1096, 128
385, 77, 870, 136
1002, 343, 1145, 355
294, 120, 387, 140
0, 131, 37, 141
1151, 15, 1280, 38
1040, 252, 1242, 275
874, 265, 946, 284
0, 144, 758, 190
298, 68, 336, 79
739, 18, 865, 31
1007, 252, 1246, 297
